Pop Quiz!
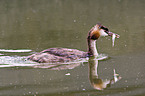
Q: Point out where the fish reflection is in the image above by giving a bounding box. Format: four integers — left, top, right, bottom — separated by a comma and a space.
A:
88, 57, 122, 90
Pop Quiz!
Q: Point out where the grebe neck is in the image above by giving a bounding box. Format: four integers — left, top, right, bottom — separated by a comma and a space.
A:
87, 39, 98, 57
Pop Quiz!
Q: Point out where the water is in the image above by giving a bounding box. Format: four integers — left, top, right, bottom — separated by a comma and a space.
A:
0, 0, 145, 96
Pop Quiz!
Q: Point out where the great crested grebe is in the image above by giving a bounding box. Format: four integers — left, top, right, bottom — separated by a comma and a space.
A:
28, 23, 119, 63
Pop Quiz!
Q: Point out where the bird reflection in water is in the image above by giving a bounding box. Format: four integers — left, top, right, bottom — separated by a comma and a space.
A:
88, 57, 122, 90
32, 62, 82, 70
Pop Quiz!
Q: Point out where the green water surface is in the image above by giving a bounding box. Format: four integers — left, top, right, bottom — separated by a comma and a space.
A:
0, 0, 145, 96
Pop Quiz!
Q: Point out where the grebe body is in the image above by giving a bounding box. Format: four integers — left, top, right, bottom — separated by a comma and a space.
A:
28, 23, 119, 63
28, 48, 87, 63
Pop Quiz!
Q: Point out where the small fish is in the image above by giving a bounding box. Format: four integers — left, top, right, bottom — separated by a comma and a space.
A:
112, 33, 116, 47
112, 33, 120, 47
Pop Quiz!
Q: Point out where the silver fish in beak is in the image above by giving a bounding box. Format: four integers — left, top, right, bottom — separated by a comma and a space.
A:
107, 31, 120, 47
100, 25, 120, 47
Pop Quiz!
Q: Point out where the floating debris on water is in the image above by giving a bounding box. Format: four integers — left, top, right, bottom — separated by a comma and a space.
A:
65, 73, 71, 76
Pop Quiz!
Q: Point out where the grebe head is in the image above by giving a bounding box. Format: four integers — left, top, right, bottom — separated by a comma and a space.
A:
88, 23, 119, 40
87, 23, 119, 57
